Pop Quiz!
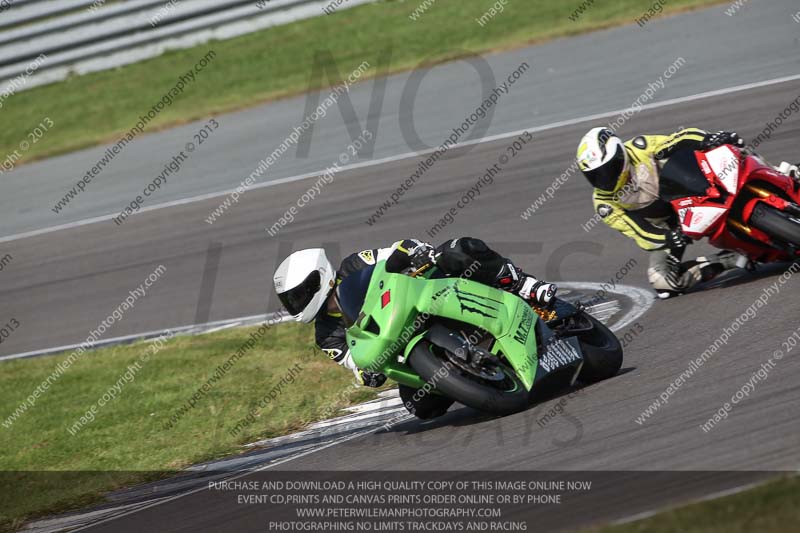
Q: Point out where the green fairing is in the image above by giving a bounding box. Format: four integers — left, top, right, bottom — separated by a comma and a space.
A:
345, 260, 539, 391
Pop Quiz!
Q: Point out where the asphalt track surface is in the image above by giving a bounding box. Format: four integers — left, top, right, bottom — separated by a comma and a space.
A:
13, 80, 800, 531
2, 1, 800, 531
56, 79, 798, 533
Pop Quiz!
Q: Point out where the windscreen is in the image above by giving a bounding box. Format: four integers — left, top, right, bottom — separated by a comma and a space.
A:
337, 265, 375, 327
658, 148, 713, 201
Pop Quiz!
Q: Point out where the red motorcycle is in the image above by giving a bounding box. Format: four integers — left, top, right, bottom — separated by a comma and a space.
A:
660, 145, 800, 263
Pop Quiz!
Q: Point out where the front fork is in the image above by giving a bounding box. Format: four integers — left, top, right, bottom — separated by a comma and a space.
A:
735, 184, 800, 250
744, 184, 800, 216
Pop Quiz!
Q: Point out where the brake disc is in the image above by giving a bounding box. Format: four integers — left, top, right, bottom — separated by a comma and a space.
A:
443, 345, 506, 382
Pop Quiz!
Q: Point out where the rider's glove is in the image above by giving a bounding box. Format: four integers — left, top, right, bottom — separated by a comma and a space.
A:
665, 228, 691, 251
494, 261, 522, 289
408, 243, 437, 272
518, 277, 557, 307
358, 370, 387, 388
702, 131, 745, 150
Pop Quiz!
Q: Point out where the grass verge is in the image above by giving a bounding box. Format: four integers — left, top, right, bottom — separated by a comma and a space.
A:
595, 475, 800, 533
0, 323, 380, 532
1, 0, 727, 165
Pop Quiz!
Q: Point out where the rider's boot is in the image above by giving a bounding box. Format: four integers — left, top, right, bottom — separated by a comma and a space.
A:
649, 250, 742, 299
399, 384, 454, 420
675, 250, 743, 295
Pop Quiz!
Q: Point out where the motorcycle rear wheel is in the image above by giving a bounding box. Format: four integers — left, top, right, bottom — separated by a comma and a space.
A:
409, 341, 529, 416
575, 312, 623, 384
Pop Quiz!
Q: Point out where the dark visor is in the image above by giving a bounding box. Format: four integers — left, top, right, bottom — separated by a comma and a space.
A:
584, 145, 626, 192
278, 270, 321, 316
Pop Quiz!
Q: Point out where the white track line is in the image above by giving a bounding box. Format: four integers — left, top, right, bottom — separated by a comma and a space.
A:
0, 312, 290, 362
72, 426, 381, 532
560, 282, 656, 332
5, 72, 800, 245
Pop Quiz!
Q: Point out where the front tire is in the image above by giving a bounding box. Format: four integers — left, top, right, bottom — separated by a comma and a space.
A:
750, 202, 800, 248
398, 384, 454, 420
408, 341, 529, 416
575, 312, 623, 383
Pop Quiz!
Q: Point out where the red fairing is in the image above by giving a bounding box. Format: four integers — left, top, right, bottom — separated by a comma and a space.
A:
669, 146, 800, 263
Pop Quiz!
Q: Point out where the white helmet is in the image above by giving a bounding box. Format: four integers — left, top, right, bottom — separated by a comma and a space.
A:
274, 249, 335, 323
577, 127, 629, 192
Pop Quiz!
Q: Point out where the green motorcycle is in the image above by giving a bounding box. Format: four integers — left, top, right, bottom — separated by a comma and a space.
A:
338, 259, 623, 418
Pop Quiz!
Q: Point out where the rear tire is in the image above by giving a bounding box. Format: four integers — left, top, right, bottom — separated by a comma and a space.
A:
750, 203, 800, 247
408, 341, 529, 416
576, 313, 623, 384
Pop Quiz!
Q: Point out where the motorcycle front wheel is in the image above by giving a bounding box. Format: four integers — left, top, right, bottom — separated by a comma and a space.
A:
408, 341, 529, 416
750, 202, 800, 248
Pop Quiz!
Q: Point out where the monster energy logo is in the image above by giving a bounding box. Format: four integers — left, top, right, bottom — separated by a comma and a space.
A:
453, 286, 500, 319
